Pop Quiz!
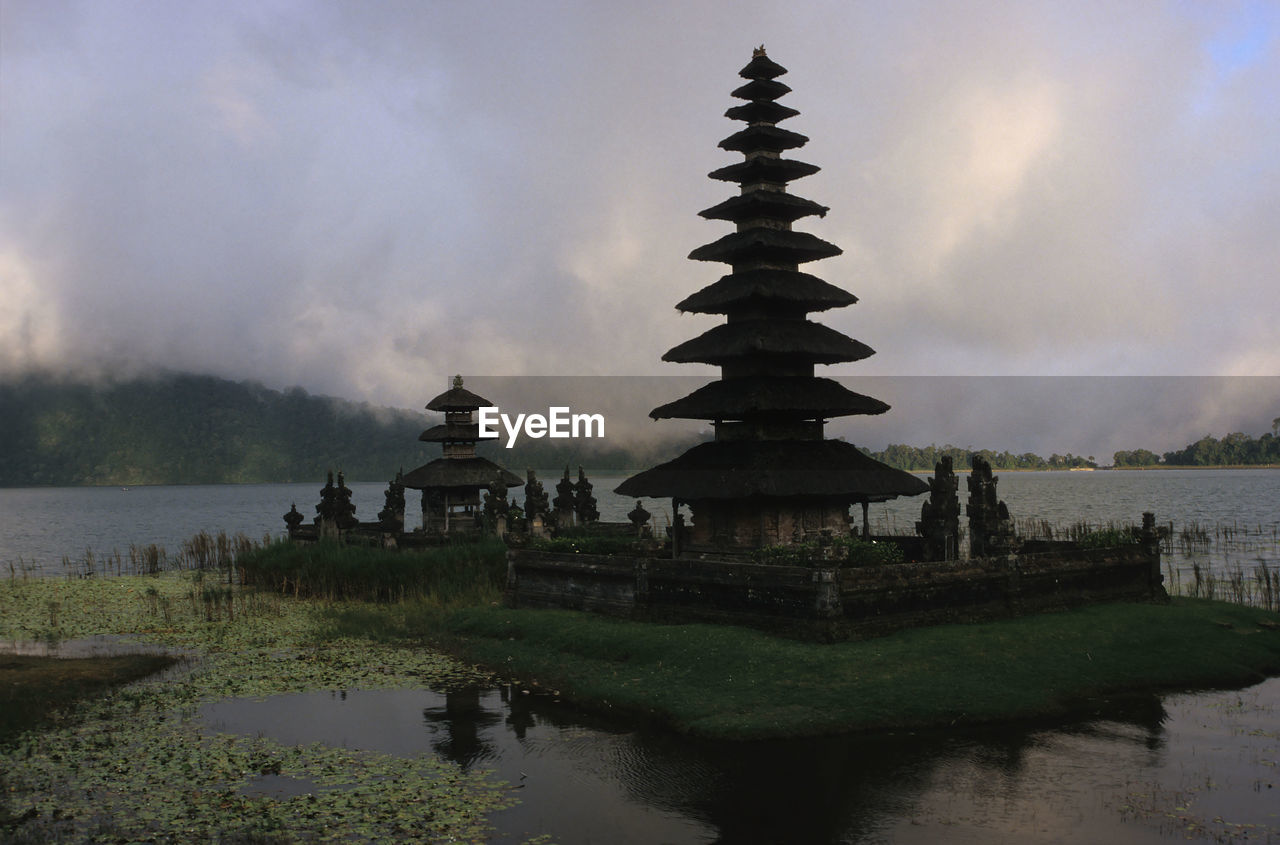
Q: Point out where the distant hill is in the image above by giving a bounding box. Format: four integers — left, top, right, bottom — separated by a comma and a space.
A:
15, 371, 1263, 487
0, 372, 704, 487
0, 373, 431, 486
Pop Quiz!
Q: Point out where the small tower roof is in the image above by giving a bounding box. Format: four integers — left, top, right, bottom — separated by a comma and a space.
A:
698, 191, 829, 224
675, 269, 857, 315
401, 456, 523, 491
662, 320, 875, 366
418, 422, 481, 443
425, 375, 492, 411
730, 78, 791, 101
708, 156, 820, 185
616, 439, 927, 501
719, 124, 809, 154
724, 100, 800, 124
739, 48, 787, 80
649, 376, 890, 421
687, 228, 842, 265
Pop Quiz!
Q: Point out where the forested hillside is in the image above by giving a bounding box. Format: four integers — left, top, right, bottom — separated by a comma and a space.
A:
3, 373, 1273, 486
0, 373, 434, 486
0, 373, 703, 486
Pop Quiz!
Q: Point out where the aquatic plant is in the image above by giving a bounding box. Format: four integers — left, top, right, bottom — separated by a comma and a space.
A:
1077, 526, 1139, 549
0, 572, 513, 842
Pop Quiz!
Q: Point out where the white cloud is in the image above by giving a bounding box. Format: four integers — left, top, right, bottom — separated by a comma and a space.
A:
0, 0, 1275, 415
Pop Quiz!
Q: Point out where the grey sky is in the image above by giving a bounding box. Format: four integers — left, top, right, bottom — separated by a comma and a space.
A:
2, 1, 1277, 454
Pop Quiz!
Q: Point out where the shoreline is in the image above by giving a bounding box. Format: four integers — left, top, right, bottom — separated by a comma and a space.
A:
5, 463, 1280, 490
393, 598, 1280, 741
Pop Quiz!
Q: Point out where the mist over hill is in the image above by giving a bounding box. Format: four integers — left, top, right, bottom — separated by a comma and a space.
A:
2, 372, 1276, 487
0, 372, 708, 487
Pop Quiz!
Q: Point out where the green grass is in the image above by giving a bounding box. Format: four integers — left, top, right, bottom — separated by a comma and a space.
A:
322, 597, 1280, 740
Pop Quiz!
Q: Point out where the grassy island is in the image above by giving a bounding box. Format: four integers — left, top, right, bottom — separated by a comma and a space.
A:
341, 596, 1280, 740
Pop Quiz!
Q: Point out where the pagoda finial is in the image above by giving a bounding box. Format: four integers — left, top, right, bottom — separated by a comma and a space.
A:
754, 44, 767, 57
452, 374, 463, 389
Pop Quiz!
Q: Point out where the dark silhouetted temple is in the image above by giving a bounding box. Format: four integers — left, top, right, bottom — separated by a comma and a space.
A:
402, 375, 522, 533
617, 47, 927, 555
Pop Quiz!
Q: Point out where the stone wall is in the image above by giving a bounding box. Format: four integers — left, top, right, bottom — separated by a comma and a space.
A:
681, 498, 853, 557
505, 540, 1166, 641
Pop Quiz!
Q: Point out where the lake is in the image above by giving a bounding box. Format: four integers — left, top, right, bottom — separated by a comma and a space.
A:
199, 678, 1280, 844
2, 470, 1279, 841
2, 469, 1277, 579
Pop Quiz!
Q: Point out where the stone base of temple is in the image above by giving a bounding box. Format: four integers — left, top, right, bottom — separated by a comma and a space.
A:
504, 538, 1166, 642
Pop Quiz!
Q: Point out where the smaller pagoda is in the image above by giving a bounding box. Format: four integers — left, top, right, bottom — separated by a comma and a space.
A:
402, 375, 522, 533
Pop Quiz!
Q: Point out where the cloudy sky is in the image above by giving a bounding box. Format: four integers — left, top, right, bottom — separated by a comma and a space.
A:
2, 0, 1277, 453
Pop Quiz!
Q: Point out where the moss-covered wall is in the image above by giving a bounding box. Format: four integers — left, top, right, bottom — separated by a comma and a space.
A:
505, 544, 1165, 641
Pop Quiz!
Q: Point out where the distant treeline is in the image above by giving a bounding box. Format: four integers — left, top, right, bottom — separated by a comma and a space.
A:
860, 428, 1280, 472
0, 372, 698, 487
858, 444, 1097, 472
1113, 427, 1280, 467
0, 373, 434, 486
3, 372, 1274, 486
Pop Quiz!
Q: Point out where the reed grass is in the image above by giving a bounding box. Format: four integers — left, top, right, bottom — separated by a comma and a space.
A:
237, 538, 508, 603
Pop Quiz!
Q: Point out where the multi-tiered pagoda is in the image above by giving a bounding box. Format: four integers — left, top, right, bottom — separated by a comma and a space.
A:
402, 375, 522, 533
616, 47, 927, 555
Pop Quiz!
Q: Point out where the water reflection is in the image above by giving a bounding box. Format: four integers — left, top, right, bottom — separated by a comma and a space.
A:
199, 679, 1279, 844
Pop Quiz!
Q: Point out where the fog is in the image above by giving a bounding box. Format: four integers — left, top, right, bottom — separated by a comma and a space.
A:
3, 1, 1277, 456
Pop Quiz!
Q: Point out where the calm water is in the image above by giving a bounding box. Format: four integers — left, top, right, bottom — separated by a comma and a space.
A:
200, 679, 1280, 844
2, 469, 1277, 577
3, 471, 1279, 841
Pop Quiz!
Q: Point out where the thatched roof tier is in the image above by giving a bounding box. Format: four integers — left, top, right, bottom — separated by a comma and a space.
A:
739, 51, 787, 80
418, 423, 480, 443
725, 100, 799, 124
709, 157, 819, 185
731, 78, 791, 101
698, 192, 828, 224
719, 125, 808, 154
649, 376, 889, 421
425, 384, 492, 412
663, 320, 875, 365
676, 269, 856, 314
401, 457, 523, 491
614, 439, 927, 501
688, 228, 842, 265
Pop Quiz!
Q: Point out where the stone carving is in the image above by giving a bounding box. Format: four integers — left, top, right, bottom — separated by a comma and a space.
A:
283, 503, 304, 536
522, 469, 549, 527
334, 472, 358, 530
916, 455, 961, 560
575, 466, 599, 525
315, 471, 339, 538
628, 500, 652, 537
483, 477, 509, 532
378, 471, 405, 532
553, 467, 576, 529
966, 455, 1014, 557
